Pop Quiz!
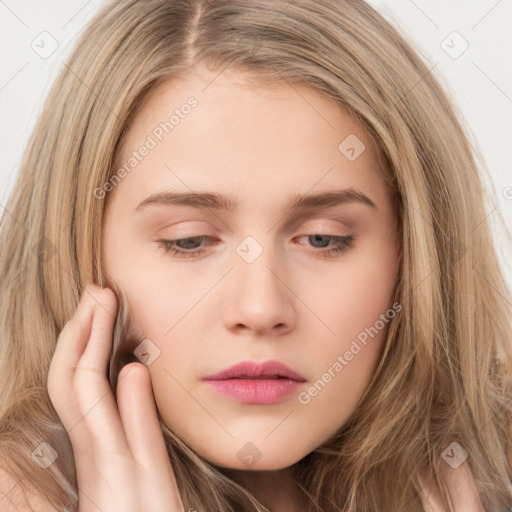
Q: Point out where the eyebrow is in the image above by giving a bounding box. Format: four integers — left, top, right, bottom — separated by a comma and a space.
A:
135, 188, 377, 212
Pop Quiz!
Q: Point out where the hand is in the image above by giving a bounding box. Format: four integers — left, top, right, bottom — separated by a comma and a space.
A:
47, 284, 185, 511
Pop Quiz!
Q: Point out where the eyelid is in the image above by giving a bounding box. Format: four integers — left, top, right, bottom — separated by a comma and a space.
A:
299, 219, 352, 234
158, 222, 219, 237
160, 216, 352, 233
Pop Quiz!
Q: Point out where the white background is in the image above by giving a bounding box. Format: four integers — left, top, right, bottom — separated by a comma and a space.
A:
1, 0, 511, 291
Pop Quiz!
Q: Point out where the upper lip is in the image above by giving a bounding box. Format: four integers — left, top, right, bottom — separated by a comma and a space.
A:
203, 360, 306, 381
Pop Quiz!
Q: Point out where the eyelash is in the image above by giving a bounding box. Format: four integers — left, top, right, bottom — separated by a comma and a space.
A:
156, 234, 355, 259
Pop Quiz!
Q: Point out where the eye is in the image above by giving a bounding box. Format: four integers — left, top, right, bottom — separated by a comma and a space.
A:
294, 234, 355, 257
156, 236, 214, 258
156, 234, 355, 259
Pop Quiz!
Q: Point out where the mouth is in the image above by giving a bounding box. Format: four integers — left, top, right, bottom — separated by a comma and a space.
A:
203, 359, 306, 382
203, 360, 306, 404
232, 376, 288, 379
204, 378, 304, 404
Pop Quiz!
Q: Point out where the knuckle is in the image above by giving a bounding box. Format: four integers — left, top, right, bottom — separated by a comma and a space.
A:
73, 364, 104, 389
73, 365, 109, 394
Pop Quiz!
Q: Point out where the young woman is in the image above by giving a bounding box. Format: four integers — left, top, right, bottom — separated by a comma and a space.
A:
1, 1, 511, 511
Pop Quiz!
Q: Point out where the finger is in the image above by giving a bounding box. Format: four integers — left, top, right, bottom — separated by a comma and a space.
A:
48, 284, 98, 391
71, 294, 129, 454
47, 284, 100, 427
117, 363, 185, 510
48, 285, 111, 464
77, 285, 117, 372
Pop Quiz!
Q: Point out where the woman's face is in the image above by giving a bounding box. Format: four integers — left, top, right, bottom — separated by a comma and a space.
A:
102, 67, 400, 470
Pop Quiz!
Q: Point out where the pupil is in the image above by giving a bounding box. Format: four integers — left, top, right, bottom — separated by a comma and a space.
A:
310, 235, 330, 248
178, 237, 203, 249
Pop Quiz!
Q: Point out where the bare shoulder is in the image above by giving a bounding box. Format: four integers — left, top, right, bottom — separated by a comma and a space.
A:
0, 459, 60, 512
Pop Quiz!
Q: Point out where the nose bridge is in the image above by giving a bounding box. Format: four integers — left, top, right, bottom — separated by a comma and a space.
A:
233, 233, 283, 299
222, 232, 296, 334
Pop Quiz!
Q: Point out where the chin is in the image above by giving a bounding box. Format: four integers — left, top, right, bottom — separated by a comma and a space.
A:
202, 445, 307, 472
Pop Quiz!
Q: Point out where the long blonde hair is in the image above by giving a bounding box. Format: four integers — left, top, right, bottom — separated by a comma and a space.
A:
1, 0, 511, 510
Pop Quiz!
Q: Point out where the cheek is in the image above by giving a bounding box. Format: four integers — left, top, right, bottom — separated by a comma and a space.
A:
294, 285, 398, 445
307, 238, 398, 353
112, 262, 211, 340
296, 235, 398, 413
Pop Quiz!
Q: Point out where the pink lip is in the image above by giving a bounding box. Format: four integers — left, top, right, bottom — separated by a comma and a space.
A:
203, 360, 306, 405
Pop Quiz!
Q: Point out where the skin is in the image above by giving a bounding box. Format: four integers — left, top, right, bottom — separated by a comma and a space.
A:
49, 67, 402, 511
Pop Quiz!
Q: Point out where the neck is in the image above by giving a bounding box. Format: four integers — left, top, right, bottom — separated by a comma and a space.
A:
226, 467, 304, 511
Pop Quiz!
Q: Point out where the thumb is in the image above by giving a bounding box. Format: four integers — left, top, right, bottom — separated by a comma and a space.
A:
117, 362, 185, 510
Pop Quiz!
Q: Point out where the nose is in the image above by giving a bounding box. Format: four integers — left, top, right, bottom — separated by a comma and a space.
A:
221, 242, 297, 337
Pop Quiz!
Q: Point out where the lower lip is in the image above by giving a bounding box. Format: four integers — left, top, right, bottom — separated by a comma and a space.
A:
204, 378, 304, 404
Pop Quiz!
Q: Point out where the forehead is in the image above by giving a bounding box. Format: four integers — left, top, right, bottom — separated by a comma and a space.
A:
122, 68, 366, 150
110, 68, 393, 213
